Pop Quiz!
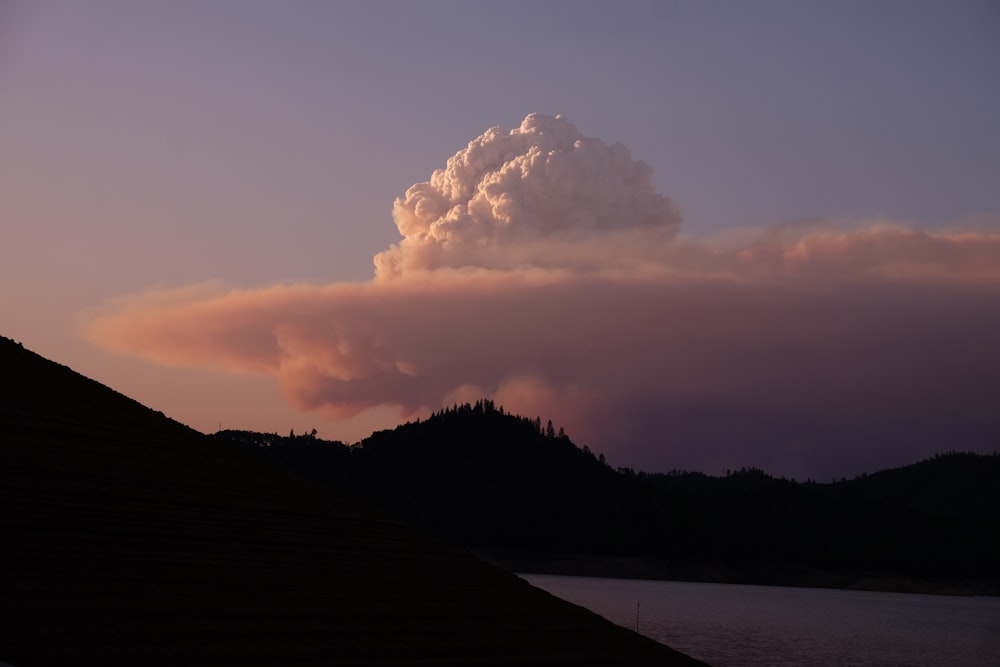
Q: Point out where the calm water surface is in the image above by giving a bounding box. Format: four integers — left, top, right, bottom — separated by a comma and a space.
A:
521, 574, 1000, 667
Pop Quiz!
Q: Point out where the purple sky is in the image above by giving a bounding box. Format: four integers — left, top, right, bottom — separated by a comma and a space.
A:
2, 1, 999, 480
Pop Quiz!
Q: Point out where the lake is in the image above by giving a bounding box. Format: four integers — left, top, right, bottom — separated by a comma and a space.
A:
521, 574, 1000, 667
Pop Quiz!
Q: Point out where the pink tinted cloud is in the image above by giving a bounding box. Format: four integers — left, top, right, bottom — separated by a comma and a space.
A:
83, 115, 1000, 478
377, 113, 681, 277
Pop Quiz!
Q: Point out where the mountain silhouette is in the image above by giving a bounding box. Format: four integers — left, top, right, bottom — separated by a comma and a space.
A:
0, 337, 704, 666
218, 401, 1000, 595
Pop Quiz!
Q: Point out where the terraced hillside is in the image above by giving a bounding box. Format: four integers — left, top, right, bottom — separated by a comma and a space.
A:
0, 337, 703, 666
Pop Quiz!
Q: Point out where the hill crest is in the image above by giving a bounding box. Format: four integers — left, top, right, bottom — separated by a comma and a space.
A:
216, 401, 1000, 594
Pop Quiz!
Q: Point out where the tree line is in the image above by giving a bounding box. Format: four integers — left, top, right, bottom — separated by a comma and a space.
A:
213, 402, 1000, 587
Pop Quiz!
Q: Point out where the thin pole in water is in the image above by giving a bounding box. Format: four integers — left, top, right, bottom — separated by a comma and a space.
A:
635, 600, 640, 632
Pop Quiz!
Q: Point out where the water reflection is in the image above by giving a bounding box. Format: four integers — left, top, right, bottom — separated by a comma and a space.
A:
522, 574, 1000, 667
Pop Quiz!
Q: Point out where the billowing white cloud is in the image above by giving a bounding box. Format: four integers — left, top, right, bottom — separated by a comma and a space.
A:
376, 113, 681, 277
84, 114, 1000, 479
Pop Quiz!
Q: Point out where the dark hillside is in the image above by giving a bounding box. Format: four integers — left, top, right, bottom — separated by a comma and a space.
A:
0, 337, 703, 666
832, 452, 1000, 518
225, 403, 1000, 593
350, 402, 631, 552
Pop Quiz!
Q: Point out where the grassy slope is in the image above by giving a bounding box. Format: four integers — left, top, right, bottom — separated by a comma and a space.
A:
0, 337, 704, 667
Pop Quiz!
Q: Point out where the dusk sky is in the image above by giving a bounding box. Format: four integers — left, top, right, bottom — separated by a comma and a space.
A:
3, 1, 999, 480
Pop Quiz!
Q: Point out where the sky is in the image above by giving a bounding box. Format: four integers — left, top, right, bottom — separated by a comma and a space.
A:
2, 0, 999, 480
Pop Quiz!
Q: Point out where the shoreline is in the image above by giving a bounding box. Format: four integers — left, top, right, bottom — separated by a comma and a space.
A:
477, 550, 1000, 597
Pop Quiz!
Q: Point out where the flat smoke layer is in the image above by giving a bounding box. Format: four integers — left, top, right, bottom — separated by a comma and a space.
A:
85, 114, 1000, 480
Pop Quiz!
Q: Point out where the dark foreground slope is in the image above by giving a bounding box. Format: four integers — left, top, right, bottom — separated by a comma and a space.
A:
0, 337, 703, 667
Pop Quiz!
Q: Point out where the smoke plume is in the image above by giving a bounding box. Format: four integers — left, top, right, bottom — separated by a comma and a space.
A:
84, 114, 1000, 479
376, 113, 682, 277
